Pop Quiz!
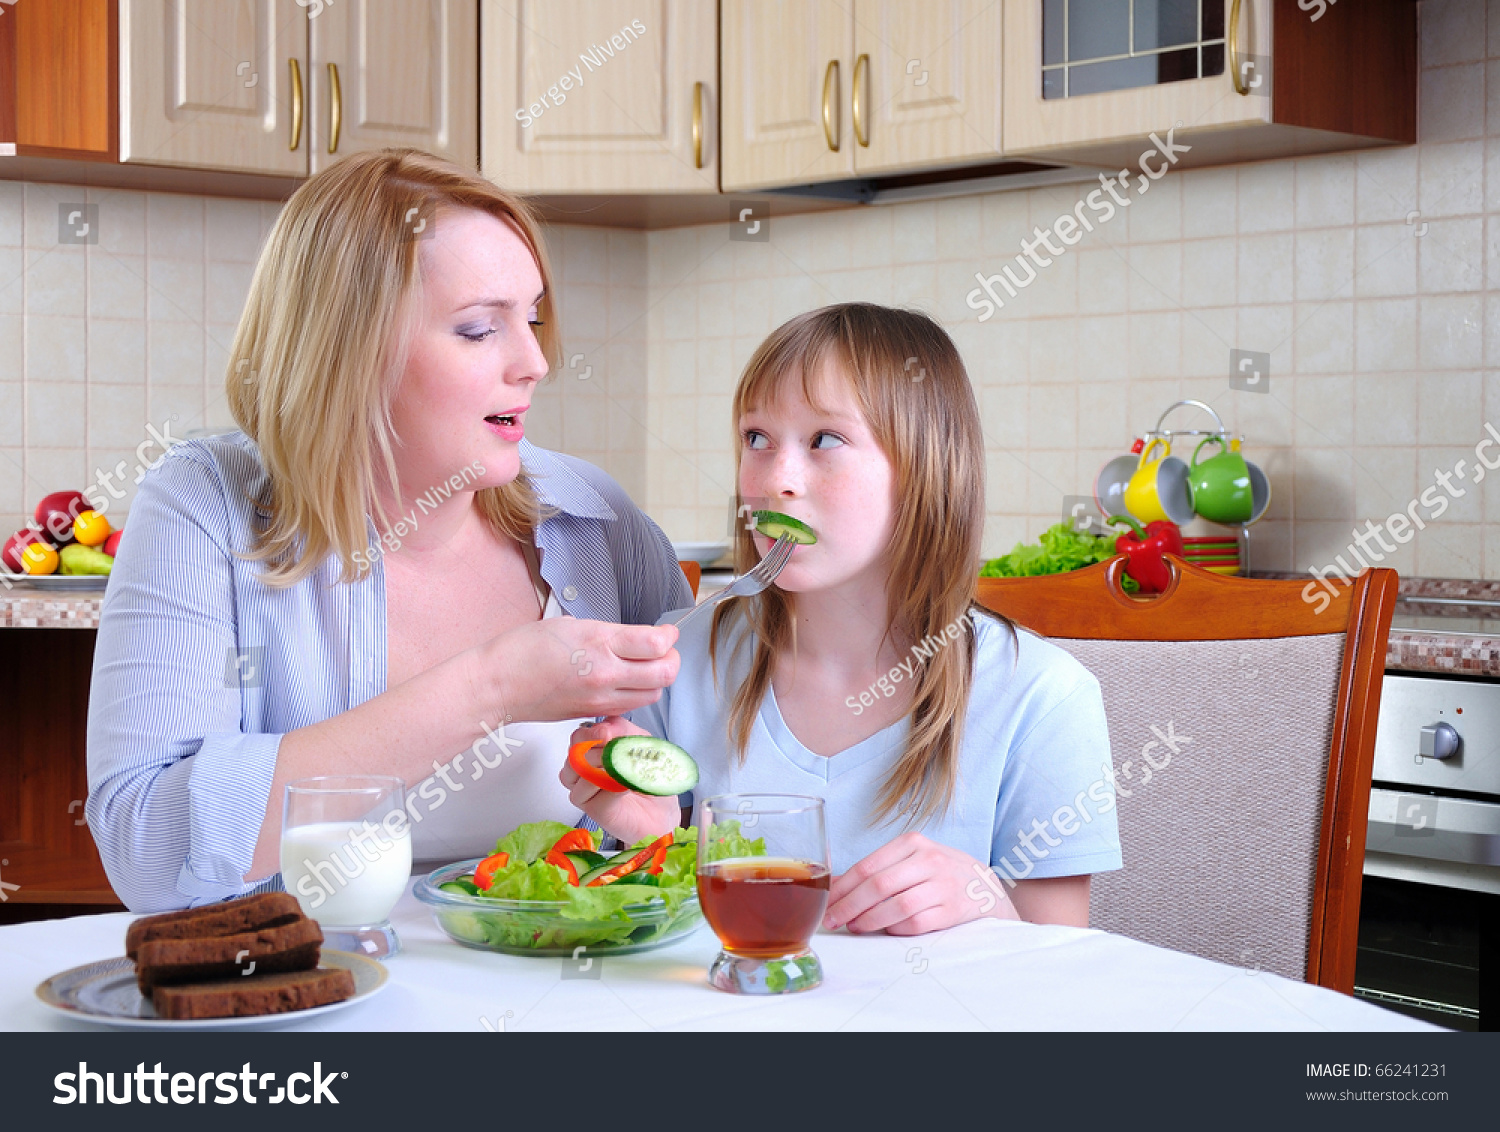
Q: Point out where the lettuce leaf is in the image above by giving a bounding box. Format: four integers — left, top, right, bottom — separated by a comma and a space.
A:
980, 521, 1137, 592
494, 820, 578, 863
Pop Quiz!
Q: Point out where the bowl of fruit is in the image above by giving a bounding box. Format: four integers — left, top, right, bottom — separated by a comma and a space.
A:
1, 490, 122, 589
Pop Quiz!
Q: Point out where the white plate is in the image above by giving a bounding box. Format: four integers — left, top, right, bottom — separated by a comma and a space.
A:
672, 541, 731, 566
2, 574, 108, 591
34, 950, 387, 1030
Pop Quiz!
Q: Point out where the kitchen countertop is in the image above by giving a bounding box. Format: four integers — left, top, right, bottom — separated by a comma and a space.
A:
11, 569, 1500, 680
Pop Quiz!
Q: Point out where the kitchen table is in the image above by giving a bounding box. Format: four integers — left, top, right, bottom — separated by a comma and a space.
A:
0, 880, 1439, 1032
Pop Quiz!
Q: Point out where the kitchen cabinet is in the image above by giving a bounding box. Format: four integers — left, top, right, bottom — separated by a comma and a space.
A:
481, 0, 718, 194
1, 0, 116, 160
307, 0, 476, 173
0, 615, 121, 914
1002, 0, 1416, 170
721, 0, 1003, 191
120, 0, 476, 177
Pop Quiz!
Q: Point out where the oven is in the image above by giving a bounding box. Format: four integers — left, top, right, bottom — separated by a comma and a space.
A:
1358, 651, 1500, 1031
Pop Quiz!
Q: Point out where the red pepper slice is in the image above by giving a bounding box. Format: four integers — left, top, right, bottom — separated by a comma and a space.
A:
646, 837, 672, 875
549, 828, 596, 856
568, 741, 628, 793
473, 851, 510, 890
586, 833, 675, 887
545, 847, 580, 886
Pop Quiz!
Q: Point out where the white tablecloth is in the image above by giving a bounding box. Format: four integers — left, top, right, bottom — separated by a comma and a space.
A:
0, 879, 1439, 1032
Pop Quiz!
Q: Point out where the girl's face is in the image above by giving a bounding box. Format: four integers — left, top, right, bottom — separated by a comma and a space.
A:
388, 208, 548, 499
738, 358, 897, 596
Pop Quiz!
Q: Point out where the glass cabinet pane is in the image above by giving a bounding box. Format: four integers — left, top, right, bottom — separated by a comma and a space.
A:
1041, 0, 1227, 100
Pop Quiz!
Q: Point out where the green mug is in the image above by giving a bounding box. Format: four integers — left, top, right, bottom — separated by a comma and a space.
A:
1189, 437, 1253, 524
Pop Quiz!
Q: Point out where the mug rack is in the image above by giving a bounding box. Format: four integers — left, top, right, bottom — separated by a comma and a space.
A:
1132, 400, 1253, 575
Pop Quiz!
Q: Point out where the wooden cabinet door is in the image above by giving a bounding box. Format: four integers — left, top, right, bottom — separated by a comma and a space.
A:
721, 0, 853, 192
850, 0, 1001, 176
481, 0, 717, 194
1002, 0, 1272, 165
309, 0, 477, 174
119, 0, 308, 174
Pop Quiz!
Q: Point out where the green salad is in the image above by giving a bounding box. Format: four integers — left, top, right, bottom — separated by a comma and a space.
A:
427, 820, 764, 953
981, 521, 1138, 592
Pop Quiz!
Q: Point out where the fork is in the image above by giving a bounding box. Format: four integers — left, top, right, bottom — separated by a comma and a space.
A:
668, 533, 795, 631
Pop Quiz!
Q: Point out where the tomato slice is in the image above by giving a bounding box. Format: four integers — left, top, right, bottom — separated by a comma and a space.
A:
549, 828, 596, 856
568, 741, 627, 793
473, 851, 510, 890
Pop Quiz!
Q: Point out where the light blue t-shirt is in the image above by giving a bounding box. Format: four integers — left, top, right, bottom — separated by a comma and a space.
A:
630, 605, 1123, 879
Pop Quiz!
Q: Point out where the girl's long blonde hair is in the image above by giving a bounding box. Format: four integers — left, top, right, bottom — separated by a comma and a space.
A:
709, 303, 1002, 827
225, 147, 560, 587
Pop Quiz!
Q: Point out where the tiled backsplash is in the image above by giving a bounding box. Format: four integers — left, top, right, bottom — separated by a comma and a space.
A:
2, 0, 1495, 583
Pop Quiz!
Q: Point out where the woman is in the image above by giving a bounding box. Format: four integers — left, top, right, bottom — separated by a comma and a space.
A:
86, 149, 689, 912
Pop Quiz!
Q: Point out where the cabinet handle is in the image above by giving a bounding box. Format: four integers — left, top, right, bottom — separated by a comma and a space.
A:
1229, 0, 1248, 95
852, 53, 869, 147
821, 59, 840, 152
692, 81, 704, 168
328, 62, 342, 153
289, 58, 304, 150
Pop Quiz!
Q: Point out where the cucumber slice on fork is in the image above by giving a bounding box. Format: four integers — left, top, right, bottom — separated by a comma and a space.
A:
751, 509, 817, 545
601, 736, 699, 796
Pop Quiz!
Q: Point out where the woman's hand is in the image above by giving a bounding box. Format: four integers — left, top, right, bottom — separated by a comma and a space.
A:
479, 618, 679, 723
822, 832, 1021, 936
559, 716, 679, 845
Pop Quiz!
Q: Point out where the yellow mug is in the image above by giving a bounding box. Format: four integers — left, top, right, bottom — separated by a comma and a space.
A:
1123, 437, 1194, 525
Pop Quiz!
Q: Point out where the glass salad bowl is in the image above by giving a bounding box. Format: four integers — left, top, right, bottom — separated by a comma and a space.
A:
413, 858, 705, 957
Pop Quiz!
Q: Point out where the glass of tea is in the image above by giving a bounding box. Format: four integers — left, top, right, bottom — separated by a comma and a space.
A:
696, 794, 830, 995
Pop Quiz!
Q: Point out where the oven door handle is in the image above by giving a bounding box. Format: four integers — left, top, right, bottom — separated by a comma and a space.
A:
1367, 787, 1500, 867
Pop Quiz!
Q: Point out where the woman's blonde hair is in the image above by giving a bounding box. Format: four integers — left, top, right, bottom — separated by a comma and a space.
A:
225, 147, 560, 587
709, 303, 1003, 827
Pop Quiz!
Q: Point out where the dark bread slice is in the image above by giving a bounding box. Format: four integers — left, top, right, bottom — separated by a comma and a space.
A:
151, 967, 356, 1020
126, 893, 304, 960
135, 918, 324, 992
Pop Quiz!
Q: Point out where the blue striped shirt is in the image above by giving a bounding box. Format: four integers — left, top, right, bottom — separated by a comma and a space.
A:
85, 431, 693, 912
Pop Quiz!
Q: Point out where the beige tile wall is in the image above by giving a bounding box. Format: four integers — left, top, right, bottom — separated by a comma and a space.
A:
637, 0, 1500, 581
0, 189, 647, 534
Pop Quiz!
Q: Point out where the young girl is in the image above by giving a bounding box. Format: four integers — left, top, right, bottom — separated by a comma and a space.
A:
561, 303, 1121, 934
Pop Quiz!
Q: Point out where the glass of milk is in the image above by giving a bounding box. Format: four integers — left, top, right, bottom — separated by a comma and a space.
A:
282, 776, 411, 959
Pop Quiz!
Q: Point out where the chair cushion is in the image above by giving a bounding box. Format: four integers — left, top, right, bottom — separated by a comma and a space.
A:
1053, 633, 1346, 983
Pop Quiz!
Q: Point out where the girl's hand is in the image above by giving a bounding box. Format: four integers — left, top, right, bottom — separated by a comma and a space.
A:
822, 832, 1020, 936
559, 716, 678, 845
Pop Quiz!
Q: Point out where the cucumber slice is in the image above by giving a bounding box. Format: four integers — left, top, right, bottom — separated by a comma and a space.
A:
601, 736, 700, 797
751, 509, 817, 545
577, 846, 652, 887
439, 879, 481, 896
563, 850, 605, 875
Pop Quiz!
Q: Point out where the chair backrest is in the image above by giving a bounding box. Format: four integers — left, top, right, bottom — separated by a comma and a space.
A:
977, 557, 1397, 992
679, 560, 700, 598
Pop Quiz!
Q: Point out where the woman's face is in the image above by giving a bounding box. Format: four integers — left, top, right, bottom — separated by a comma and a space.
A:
388, 208, 548, 499
737, 359, 898, 596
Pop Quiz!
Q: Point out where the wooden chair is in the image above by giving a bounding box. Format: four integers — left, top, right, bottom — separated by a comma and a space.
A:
679, 560, 700, 599
976, 557, 1397, 992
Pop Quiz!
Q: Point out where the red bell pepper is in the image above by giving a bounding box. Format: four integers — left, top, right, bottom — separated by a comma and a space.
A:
549, 828, 596, 856
1107, 514, 1184, 594
646, 837, 672, 875
568, 741, 628, 793
585, 833, 675, 887
473, 851, 510, 890
545, 847, 580, 886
